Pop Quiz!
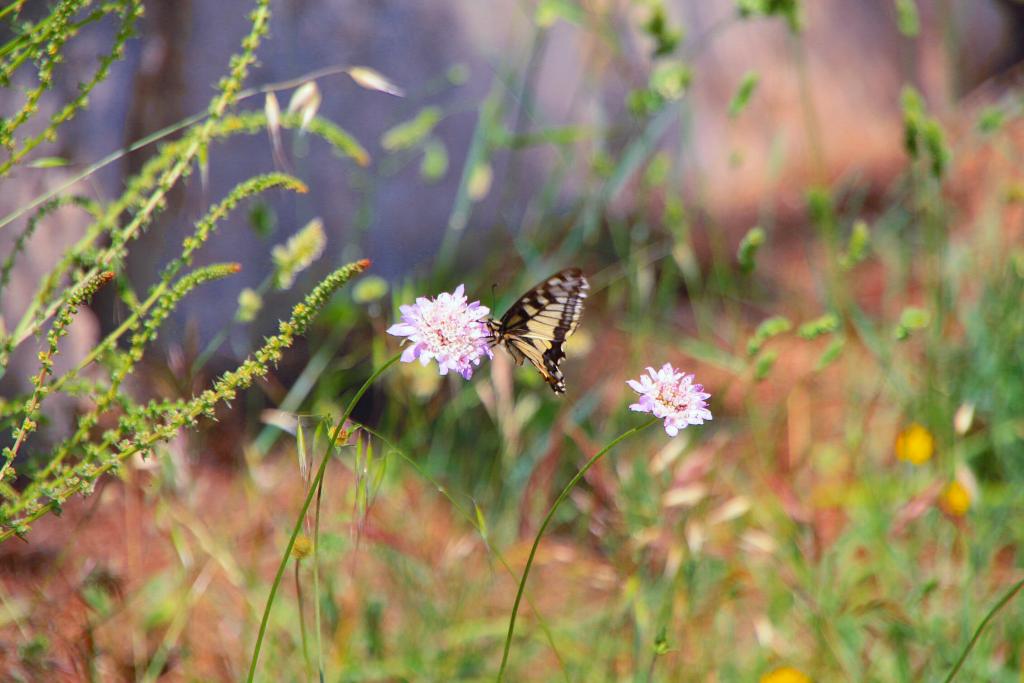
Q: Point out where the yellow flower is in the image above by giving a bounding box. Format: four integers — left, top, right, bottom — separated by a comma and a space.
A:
292, 534, 314, 559
941, 480, 971, 517
896, 423, 934, 465
761, 666, 812, 683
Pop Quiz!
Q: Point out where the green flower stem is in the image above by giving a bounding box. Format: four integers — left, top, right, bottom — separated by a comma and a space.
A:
942, 578, 1024, 683
246, 351, 401, 683
496, 416, 658, 680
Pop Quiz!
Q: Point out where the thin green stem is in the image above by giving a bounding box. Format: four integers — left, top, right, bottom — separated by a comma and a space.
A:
313, 467, 325, 678
496, 416, 658, 680
295, 560, 311, 680
253, 330, 346, 456
246, 352, 400, 683
0, 1, 25, 23
356, 423, 571, 682
942, 578, 1024, 683
140, 562, 215, 683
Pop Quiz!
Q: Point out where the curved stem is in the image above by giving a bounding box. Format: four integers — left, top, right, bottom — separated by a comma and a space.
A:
246, 352, 400, 682
496, 417, 658, 680
313, 464, 325, 678
942, 578, 1024, 683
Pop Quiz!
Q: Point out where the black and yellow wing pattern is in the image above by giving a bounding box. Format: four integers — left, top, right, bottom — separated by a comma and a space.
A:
487, 268, 589, 394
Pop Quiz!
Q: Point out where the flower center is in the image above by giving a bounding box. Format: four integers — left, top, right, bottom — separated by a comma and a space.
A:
657, 380, 691, 412
421, 304, 477, 357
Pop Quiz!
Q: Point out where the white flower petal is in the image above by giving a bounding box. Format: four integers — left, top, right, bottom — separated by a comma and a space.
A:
388, 323, 416, 336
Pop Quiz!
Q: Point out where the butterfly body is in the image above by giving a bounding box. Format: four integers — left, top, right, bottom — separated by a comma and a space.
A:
487, 268, 589, 394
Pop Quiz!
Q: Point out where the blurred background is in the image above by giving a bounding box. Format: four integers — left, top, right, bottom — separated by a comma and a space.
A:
3, 0, 1024, 680
2, 0, 1024, 346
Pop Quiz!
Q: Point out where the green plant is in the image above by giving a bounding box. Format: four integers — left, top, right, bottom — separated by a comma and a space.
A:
0, 0, 375, 542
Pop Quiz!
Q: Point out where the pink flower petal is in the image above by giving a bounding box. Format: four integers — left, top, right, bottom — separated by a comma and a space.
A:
390, 284, 494, 380
626, 362, 711, 436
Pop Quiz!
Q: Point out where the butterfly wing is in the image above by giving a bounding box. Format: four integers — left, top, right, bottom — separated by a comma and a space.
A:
494, 268, 589, 394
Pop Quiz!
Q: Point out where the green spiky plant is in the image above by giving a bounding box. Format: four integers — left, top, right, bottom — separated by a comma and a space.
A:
0, 0, 378, 541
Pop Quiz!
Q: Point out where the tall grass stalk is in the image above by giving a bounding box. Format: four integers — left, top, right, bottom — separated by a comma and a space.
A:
941, 578, 1024, 683
246, 352, 401, 682
497, 416, 658, 680
356, 423, 571, 680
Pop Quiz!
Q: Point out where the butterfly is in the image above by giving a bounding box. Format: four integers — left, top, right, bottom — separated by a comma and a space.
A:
487, 268, 589, 394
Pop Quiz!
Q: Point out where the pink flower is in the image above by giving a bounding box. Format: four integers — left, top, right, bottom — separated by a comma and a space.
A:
387, 284, 494, 379
627, 363, 711, 436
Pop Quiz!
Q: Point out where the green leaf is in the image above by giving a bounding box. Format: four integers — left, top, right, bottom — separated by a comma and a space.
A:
816, 336, 845, 370
653, 626, 671, 655
627, 88, 665, 117
754, 350, 778, 381
798, 313, 839, 340
649, 61, 691, 101
447, 63, 470, 85
27, 156, 69, 168
352, 275, 389, 304
901, 86, 949, 177
467, 161, 493, 201
922, 119, 950, 178
894, 0, 919, 37
82, 581, 114, 618
535, 0, 584, 27
296, 415, 310, 482
381, 107, 443, 151
18, 636, 49, 666
235, 287, 263, 323
737, 226, 766, 273
901, 86, 925, 158
644, 152, 671, 188
840, 219, 871, 269
272, 217, 327, 290
736, 0, 802, 32
496, 125, 590, 149
977, 106, 1005, 135
248, 200, 276, 238
747, 315, 791, 356
643, 4, 682, 57
728, 71, 760, 118
806, 186, 835, 232
420, 138, 449, 182
894, 306, 930, 340
474, 502, 489, 541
